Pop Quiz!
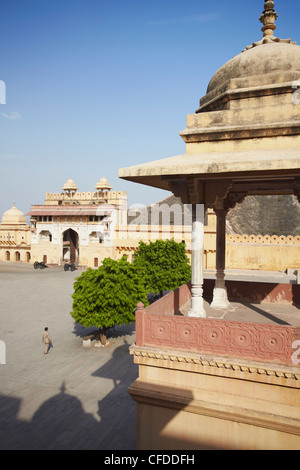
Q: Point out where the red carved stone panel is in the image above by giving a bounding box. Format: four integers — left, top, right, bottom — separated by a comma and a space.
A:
258, 326, 292, 363
201, 320, 230, 354
175, 318, 199, 349
141, 312, 300, 366
145, 316, 175, 348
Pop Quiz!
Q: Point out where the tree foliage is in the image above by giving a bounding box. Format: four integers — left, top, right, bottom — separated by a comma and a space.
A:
70, 257, 148, 343
133, 239, 191, 296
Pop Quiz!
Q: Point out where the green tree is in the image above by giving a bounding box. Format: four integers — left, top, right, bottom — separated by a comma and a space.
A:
70, 257, 148, 345
133, 239, 191, 297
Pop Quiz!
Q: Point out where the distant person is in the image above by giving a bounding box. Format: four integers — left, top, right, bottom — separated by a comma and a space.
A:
42, 327, 53, 355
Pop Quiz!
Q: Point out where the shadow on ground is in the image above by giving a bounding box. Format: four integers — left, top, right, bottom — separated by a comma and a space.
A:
0, 341, 137, 450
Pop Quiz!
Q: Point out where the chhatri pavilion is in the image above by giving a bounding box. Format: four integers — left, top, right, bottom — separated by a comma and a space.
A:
0, 203, 31, 262
120, 0, 300, 317
119, 1, 300, 449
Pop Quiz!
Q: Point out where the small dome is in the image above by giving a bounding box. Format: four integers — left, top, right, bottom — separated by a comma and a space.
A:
207, 42, 300, 95
198, 2, 300, 112
62, 179, 78, 192
1, 203, 26, 225
95, 177, 112, 191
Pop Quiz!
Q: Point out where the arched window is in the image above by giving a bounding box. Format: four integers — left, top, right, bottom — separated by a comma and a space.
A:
39, 230, 52, 242
5, 251, 10, 261
89, 231, 104, 244
15, 251, 20, 261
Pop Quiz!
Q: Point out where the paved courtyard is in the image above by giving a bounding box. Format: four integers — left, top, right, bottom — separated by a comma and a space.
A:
0, 262, 138, 450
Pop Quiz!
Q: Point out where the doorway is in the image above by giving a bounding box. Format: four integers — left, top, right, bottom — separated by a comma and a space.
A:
62, 229, 79, 265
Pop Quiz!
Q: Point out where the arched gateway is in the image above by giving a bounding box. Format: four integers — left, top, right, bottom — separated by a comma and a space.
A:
62, 229, 79, 265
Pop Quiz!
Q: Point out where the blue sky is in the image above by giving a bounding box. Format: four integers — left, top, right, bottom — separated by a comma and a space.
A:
0, 0, 299, 218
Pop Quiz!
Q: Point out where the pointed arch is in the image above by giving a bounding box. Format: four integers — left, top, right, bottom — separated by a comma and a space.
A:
62, 228, 79, 265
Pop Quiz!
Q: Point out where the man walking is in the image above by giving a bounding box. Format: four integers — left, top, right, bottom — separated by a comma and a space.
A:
42, 327, 52, 355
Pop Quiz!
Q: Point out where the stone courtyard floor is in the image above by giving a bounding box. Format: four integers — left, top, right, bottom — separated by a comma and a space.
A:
0, 262, 138, 450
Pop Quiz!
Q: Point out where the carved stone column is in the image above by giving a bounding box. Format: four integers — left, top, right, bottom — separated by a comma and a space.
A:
210, 208, 231, 310
188, 204, 206, 318
169, 178, 234, 318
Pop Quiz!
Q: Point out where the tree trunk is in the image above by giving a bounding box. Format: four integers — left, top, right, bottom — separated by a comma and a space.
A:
100, 326, 108, 345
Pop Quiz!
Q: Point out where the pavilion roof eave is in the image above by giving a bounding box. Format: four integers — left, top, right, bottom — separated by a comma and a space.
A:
118, 148, 300, 191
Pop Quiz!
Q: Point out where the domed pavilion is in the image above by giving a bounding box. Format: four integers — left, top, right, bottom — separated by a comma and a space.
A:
120, 0, 300, 315
120, 1, 300, 450
0, 203, 31, 262
1, 202, 27, 226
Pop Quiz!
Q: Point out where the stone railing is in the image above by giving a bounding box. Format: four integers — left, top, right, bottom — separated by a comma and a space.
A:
135, 297, 300, 367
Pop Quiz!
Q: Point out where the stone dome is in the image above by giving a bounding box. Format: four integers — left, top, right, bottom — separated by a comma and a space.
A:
207, 42, 300, 95
1, 203, 26, 225
95, 177, 112, 191
197, 1, 300, 112
62, 179, 78, 192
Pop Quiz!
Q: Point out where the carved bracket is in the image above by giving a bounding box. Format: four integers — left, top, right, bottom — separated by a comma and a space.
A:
168, 178, 233, 208
223, 192, 248, 212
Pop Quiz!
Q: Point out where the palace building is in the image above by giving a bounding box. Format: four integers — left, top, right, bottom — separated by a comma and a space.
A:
1, 177, 300, 273
27, 178, 128, 268
0, 178, 199, 269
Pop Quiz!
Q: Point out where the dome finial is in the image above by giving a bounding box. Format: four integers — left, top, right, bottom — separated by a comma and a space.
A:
243, 0, 296, 51
259, 1, 278, 37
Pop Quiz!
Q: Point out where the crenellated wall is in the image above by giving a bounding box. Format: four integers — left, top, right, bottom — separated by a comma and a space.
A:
226, 234, 300, 271
45, 190, 127, 208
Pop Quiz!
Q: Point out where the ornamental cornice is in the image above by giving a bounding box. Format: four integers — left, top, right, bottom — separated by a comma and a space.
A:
130, 345, 300, 385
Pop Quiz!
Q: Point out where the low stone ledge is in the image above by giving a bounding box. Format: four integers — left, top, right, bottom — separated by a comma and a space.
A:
130, 344, 300, 386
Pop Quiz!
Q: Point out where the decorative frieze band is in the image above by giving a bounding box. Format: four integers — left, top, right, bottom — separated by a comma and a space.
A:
130, 346, 300, 383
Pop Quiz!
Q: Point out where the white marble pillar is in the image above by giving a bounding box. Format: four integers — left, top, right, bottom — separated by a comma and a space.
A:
188, 204, 206, 318
211, 209, 231, 309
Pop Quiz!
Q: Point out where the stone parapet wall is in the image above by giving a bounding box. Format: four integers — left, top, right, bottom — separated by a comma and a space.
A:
45, 190, 127, 207
226, 234, 300, 271
135, 303, 300, 368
